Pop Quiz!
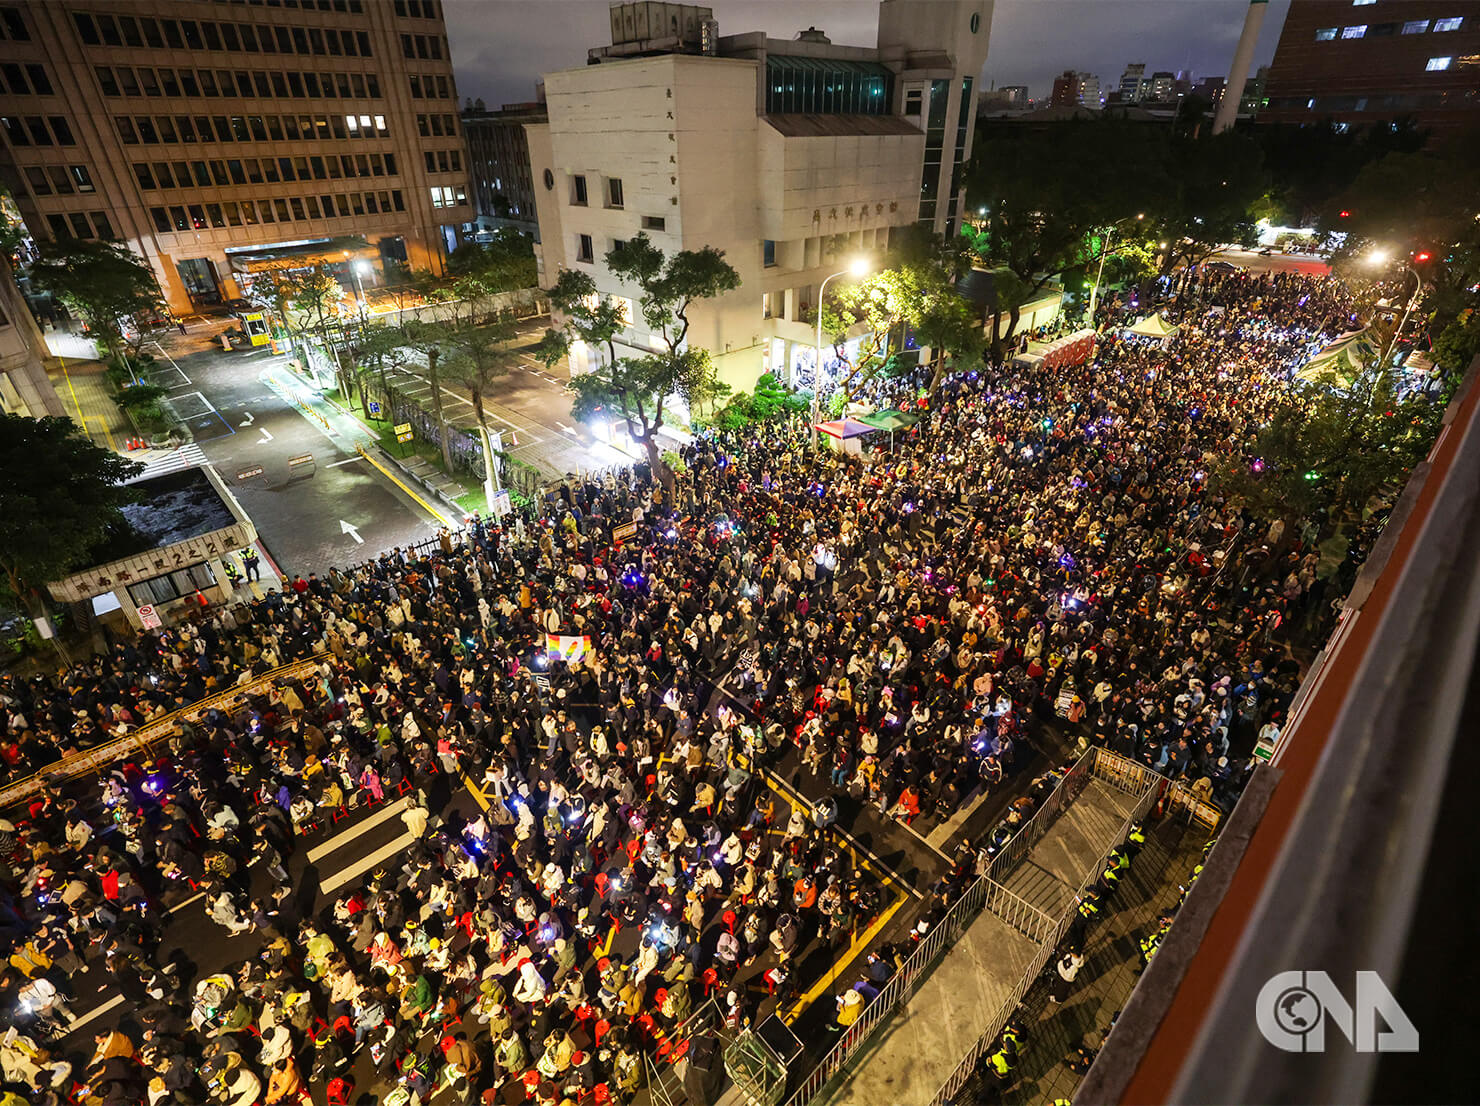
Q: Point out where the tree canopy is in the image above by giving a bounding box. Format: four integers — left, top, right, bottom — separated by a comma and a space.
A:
0, 414, 142, 615
447, 228, 537, 292
541, 234, 739, 494
29, 240, 165, 358
1321, 142, 1480, 328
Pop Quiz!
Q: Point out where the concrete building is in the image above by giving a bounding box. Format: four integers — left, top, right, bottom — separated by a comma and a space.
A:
1146, 70, 1178, 102
528, 0, 992, 393
977, 84, 1027, 112
0, 0, 475, 315
1118, 62, 1147, 102
1260, 0, 1480, 143
1051, 70, 1101, 108
461, 99, 546, 234
0, 257, 64, 418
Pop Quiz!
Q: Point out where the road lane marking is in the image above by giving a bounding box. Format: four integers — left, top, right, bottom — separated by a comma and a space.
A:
327, 455, 366, 467
67, 994, 125, 1031
320, 830, 417, 894
307, 796, 410, 861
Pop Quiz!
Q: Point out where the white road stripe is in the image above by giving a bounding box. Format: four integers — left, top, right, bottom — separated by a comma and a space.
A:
327, 456, 367, 467
306, 796, 410, 861
320, 830, 416, 894
67, 994, 125, 1031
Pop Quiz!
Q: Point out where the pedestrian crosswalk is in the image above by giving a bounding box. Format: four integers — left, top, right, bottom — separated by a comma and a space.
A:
125, 443, 208, 481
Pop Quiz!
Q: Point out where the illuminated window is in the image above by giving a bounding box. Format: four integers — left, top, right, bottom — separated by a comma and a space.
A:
1402, 20, 1431, 33
1433, 16, 1464, 31
1315, 26, 1338, 40
1426, 55, 1452, 69
1341, 25, 1367, 38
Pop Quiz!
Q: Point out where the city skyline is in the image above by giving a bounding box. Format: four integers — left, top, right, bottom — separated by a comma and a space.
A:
446, 0, 1293, 106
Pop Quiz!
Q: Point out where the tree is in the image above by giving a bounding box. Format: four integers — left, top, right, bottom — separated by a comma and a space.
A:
398, 319, 455, 472
962, 120, 1148, 349
445, 311, 518, 431
1213, 372, 1440, 527
29, 240, 165, 360
349, 323, 410, 417
1433, 308, 1480, 377
543, 234, 740, 497
0, 414, 142, 657
447, 228, 537, 292
1322, 141, 1480, 329
1256, 118, 1427, 226
1141, 130, 1267, 273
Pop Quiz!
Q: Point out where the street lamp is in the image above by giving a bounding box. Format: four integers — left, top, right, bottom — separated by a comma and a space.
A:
1087, 213, 1143, 324
809, 256, 872, 450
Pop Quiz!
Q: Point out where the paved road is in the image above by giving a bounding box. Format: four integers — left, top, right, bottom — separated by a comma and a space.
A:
1212, 247, 1333, 277
388, 315, 648, 481
148, 327, 442, 576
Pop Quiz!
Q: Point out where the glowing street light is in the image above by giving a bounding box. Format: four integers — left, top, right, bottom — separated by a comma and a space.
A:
810, 256, 872, 450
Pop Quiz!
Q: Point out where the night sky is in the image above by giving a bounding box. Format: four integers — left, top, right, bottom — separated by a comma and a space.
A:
445, 0, 1293, 108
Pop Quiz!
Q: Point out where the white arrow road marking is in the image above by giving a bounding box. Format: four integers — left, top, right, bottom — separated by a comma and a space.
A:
257, 427, 274, 443
558, 423, 578, 436
340, 519, 363, 544
239, 411, 255, 427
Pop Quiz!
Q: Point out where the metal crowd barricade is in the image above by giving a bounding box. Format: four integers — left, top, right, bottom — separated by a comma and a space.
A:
780, 746, 1124, 1106
928, 751, 1165, 1106
0, 653, 325, 810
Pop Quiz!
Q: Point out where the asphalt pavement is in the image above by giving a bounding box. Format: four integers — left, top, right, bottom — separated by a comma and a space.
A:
146, 325, 442, 577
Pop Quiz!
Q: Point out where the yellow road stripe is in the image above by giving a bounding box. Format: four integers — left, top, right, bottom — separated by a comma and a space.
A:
762, 771, 922, 899
60, 355, 114, 450
782, 893, 907, 1025
460, 771, 491, 813
355, 443, 455, 527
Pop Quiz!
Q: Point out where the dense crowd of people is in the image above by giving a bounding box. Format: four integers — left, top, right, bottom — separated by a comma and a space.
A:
0, 267, 1396, 1105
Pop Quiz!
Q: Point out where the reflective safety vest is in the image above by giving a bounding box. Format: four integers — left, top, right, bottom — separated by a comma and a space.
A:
1079, 895, 1100, 918
1101, 864, 1121, 887
1128, 826, 1146, 847
1140, 931, 1163, 963
989, 1049, 1015, 1077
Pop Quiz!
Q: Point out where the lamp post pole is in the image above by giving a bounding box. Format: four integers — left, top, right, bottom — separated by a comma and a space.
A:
1376, 262, 1421, 387
1088, 214, 1142, 326
810, 268, 853, 452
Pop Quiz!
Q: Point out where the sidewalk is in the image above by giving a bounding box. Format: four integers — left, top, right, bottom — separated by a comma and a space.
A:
48, 355, 132, 452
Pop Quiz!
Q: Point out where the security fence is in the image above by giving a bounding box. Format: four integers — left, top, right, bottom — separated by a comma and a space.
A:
928, 750, 1164, 1106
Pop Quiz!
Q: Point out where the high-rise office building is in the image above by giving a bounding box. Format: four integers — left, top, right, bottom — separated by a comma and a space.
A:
0, 0, 474, 313
1261, 0, 1480, 141
527, 0, 992, 393
461, 100, 546, 234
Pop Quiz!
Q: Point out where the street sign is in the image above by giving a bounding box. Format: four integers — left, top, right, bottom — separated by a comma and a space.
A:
613, 521, 638, 543
287, 452, 315, 469
397, 430, 414, 443
492, 489, 512, 517
138, 604, 162, 630
368, 400, 382, 417
394, 422, 411, 434
236, 464, 265, 481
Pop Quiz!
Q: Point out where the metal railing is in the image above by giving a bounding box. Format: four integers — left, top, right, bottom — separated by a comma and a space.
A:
781, 746, 1117, 1106
981, 878, 1057, 944
781, 870, 997, 1106
0, 653, 325, 809
928, 755, 1164, 1106
980, 750, 1093, 885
